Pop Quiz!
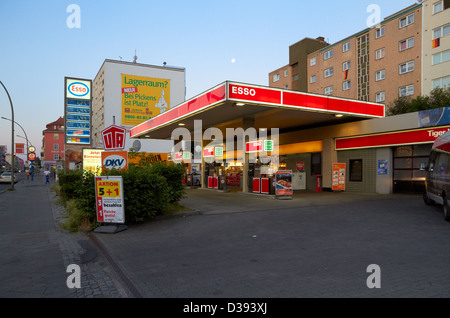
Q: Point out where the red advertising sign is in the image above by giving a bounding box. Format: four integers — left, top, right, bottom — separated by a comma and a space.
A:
95, 176, 125, 223
203, 147, 214, 157
332, 163, 346, 191
336, 126, 450, 150
122, 87, 138, 94
28, 152, 36, 161
275, 170, 293, 196
246, 140, 263, 153
15, 143, 25, 154
296, 161, 304, 171
101, 125, 127, 151
229, 84, 282, 105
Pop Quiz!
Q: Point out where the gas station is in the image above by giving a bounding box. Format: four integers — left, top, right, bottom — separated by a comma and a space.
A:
130, 81, 386, 196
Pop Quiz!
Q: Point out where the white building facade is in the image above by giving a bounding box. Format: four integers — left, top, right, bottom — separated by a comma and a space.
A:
92, 59, 186, 153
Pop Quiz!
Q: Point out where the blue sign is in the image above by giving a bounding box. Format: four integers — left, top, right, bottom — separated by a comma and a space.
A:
67, 106, 90, 114
66, 129, 90, 137
419, 107, 450, 127
378, 160, 388, 175
67, 122, 90, 129
67, 114, 90, 122
67, 99, 90, 107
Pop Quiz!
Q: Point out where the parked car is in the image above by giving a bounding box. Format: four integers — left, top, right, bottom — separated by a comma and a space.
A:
0, 172, 17, 183
422, 129, 450, 222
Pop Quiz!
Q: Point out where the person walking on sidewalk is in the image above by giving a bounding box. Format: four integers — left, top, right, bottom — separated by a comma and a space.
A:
44, 169, 51, 184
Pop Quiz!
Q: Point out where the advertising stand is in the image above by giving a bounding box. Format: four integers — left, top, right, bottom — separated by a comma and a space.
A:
275, 170, 293, 200
94, 125, 129, 234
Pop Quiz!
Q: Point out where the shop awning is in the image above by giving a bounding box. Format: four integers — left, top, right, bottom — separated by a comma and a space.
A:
130, 81, 385, 140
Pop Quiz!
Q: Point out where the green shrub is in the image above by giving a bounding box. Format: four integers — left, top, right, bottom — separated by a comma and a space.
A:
56, 162, 186, 229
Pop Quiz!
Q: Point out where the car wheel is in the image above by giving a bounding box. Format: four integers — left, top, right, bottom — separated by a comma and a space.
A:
444, 198, 450, 222
423, 192, 435, 206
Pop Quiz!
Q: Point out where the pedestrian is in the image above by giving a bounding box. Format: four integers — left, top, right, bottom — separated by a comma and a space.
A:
44, 169, 50, 184
30, 164, 34, 181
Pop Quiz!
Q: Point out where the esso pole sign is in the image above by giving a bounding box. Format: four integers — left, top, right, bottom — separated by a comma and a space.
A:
94, 175, 127, 234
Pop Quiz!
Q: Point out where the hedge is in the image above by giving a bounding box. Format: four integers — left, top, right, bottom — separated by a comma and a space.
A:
57, 162, 185, 224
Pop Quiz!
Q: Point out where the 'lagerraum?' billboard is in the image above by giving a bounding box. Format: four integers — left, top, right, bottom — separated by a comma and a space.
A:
121, 74, 170, 126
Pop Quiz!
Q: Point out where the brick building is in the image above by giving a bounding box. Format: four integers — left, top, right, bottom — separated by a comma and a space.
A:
41, 117, 65, 170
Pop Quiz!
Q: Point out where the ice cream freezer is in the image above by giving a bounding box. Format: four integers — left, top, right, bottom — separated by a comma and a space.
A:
292, 172, 306, 190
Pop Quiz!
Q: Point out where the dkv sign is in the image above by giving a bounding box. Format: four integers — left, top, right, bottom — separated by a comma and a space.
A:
102, 151, 128, 171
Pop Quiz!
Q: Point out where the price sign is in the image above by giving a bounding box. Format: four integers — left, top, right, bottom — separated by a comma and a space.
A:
95, 176, 125, 223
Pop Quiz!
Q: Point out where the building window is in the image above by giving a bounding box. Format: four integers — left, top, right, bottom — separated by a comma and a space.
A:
399, 84, 414, 97
311, 153, 322, 176
53, 133, 59, 140
375, 69, 385, 81
324, 86, 334, 96
53, 154, 59, 160
53, 144, 59, 150
349, 159, 363, 182
342, 61, 351, 71
433, 24, 450, 39
324, 49, 334, 60
433, 76, 450, 89
375, 26, 385, 39
310, 75, 316, 83
375, 48, 385, 60
273, 74, 280, 82
343, 81, 351, 91
432, 50, 450, 65
375, 91, 386, 103
284, 69, 289, 77
310, 57, 316, 66
399, 37, 414, 51
342, 41, 351, 52
433, 1, 444, 14
399, 61, 415, 74
324, 67, 334, 78
399, 13, 414, 28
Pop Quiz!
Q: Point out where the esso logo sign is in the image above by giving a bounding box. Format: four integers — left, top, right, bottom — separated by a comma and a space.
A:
231, 86, 256, 96
103, 154, 127, 170
68, 82, 89, 97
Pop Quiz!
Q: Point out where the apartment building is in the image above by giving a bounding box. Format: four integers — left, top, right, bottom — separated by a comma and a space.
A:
91, 59, 185, 153
41, 116, 65, 170
422, 0, 450, 95
307, 3, 423, 109
268, 37, 329, 91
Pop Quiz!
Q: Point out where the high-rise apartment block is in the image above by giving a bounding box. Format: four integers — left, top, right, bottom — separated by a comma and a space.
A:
270, 2, 449, 111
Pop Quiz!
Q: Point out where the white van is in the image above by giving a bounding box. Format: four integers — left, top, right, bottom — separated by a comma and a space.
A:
423, 129, 450, 222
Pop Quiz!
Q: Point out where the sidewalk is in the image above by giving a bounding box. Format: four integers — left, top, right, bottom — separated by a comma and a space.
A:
0, 174, 126, 298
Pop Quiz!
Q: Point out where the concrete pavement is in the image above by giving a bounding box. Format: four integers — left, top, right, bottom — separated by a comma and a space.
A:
0, 173, 126, 298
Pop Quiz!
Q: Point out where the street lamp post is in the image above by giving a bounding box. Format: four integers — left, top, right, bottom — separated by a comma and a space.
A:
0, 81, 15, 190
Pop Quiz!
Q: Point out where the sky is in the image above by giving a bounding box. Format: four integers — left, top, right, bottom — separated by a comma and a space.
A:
0, 0, 417, 161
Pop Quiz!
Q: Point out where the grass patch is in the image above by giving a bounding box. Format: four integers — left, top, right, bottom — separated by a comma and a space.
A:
161, 202, 195, 216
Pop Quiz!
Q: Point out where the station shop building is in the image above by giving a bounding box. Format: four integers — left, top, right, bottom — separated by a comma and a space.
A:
130, 81, 449, 195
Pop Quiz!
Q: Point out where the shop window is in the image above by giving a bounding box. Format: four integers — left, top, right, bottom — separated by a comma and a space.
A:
349, 159, 363, 182
311, 153, 322, 176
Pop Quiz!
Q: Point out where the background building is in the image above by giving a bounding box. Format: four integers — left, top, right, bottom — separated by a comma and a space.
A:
269, 37, 329, 91
91, 59, 186, 153
307, 3, 423, 108
268, 2, 450, 113
42, 117, 65, 171
422, 0, 450, 95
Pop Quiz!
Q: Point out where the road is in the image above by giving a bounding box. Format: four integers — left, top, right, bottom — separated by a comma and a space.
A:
96, 189, 450, 298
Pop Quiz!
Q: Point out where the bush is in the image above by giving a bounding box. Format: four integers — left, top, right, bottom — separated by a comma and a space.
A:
147, 162, 185, 203
56, 162, 185, 228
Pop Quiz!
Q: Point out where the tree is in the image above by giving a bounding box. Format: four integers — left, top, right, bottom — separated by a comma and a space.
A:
387, 88, 450, 116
